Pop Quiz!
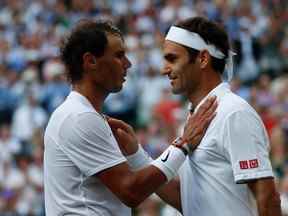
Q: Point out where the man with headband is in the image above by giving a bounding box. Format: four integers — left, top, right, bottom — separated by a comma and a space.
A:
110, 17, 281, 216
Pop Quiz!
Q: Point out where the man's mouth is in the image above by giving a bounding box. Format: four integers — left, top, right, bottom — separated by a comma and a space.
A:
122, 75, 127, 82
169, 77, 177, 81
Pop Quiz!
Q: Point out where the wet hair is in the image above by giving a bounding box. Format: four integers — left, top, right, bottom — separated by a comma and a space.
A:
60, 19, 123, 83
175, 17, 230, 74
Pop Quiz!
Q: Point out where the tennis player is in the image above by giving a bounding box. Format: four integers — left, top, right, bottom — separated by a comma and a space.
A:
110, 17, 281, 216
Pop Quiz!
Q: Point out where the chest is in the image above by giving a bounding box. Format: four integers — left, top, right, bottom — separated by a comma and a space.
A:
187, 123, 230, 171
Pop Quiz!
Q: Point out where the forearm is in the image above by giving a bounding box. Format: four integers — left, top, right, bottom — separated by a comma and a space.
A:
127, 168, 182, 211
123, 165, 167, 207
248, 178, 282, 216
155, 178, 182, 212
99, 145, 186, 208
256, 193, 281, 216
124, 144, 184, 209
126, 146, 185, 207
98, 162, 167, 208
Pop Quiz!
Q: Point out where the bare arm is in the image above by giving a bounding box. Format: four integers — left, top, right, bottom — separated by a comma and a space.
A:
248, 178, 282, 216
155, 177, 182, 211
97, 162, 167, 208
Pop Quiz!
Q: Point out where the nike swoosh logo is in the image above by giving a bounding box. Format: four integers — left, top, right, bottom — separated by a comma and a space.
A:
161, 150, 170, 162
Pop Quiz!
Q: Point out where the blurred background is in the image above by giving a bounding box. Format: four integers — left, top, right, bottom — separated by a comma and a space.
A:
0, 0, 287, 215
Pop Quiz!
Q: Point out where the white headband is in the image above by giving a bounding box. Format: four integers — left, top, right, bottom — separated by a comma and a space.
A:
165, 26, 236, 81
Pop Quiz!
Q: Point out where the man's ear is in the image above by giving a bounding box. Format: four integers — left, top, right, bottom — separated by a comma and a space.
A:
199, 50, 209, 69
91, 56, 97, 64
83, 52, 97, 66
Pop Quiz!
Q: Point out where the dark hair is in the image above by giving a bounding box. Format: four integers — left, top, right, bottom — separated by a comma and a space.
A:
60, 19, 123, 83
175, 17, 230, 74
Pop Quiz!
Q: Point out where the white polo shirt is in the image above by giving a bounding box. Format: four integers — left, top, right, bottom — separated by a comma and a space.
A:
179, 83, 274, 216
44, 91, 130, 216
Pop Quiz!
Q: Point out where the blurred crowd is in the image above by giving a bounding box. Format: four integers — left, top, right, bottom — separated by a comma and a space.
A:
0, 0, 287, 215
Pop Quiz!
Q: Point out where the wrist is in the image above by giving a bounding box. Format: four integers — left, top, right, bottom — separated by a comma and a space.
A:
172, 137, 193, 154
151, 145, 186, 181
126, 144, 152, 170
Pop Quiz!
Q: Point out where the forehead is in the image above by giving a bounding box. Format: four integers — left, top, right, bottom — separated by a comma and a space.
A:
163, 40, 188, 53
106, 34, 125, 52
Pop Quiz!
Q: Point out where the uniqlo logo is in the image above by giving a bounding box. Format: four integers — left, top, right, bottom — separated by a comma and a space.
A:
239, 159, 259, 169
249, 159, 259, 168
239, 160, 249, 169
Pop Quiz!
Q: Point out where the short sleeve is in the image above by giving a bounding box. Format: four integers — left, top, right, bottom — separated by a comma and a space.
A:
222, 110, 274, 183
58, 112, 126, 177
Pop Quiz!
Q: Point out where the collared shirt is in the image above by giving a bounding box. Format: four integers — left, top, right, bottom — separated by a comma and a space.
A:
44, 91, 130, 216
179, 83, 273, 216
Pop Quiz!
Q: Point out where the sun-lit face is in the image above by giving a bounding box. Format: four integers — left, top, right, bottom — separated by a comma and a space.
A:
162, 40, 200, 96
92, 34, 131, 93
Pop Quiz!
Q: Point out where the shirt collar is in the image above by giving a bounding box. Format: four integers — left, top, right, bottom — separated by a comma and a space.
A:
189, 82, 231, 113
67, 91, 94, 109
67, 91, 109, 119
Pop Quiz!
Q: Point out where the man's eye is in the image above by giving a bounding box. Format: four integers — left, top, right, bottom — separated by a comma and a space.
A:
164, 54, 177, 63
115, 52, 125, 59
167, 57, 177, 63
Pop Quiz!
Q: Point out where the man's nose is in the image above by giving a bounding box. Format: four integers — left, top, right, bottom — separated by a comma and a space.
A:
161, 65, 171, 75
124, 56, 132, 69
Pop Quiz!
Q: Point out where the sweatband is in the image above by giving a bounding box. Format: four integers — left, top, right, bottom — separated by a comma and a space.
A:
166, 26, 225, 59
126, 144, 153, 170
151, 145, 186, 181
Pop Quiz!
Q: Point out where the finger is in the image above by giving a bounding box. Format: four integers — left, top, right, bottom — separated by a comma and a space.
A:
114, 128, 129, 148
116, 128, 128, 139
107, 119, 122, 134
202, 96, 217, 113
185, 113, 217, 147
103, 114, 111, 120
196, 99, 217, 122
107, 118, 133, 133
196, 96, 217, 114
114, 128, 130, 143
205, 112, 217, 124
107, 118, 123, 127
209, 99, 218, 114
199, 113, 217, 131
201, 100, 218, 121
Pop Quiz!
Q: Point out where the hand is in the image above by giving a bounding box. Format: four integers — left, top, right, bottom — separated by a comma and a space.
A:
107, 118, 139, 156
179, 96, 218, 152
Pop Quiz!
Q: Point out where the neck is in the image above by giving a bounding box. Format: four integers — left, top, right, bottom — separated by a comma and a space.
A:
187, 71, 222, 107
72, 81, 108, 113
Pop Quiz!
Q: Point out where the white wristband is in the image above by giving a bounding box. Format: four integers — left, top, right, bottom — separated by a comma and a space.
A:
151, 145, 186, 181
126, 144, 153, 170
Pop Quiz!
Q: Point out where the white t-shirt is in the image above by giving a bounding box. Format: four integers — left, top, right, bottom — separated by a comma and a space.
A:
44, 91, 130, 216
179, 83, 274, 216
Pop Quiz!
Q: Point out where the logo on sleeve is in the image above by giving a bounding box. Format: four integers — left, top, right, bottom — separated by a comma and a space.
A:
239, 159, 259, 169
249, 159, 259, 168
161, 150, 170, 162
239, 160, 249, 169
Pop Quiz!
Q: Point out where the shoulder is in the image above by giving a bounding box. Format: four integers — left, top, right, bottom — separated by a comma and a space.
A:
61, 111, 108, 137
46, 96, 104, 139
215, 92, 263, 127
219, 93, 256, 116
